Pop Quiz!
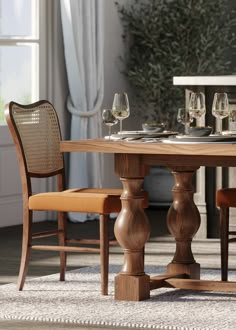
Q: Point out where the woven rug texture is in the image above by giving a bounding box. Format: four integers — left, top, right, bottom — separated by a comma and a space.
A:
0, 265, 236, 330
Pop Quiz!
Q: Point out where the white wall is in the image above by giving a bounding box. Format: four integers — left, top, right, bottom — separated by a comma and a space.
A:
101, 0, 143, 188
103, 0, 144, 130
48, 1, 69, 140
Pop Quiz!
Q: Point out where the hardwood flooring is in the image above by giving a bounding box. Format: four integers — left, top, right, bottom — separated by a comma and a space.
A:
0, 208, 235, 329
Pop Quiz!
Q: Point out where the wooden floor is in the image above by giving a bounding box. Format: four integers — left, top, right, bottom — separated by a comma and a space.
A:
0, 208, 236, 329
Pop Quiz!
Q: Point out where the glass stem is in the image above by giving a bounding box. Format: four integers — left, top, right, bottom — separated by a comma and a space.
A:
219, 119, 222, 135
120, 120, 122, 133
185, 123, 190, 135
108, 126, 111, 140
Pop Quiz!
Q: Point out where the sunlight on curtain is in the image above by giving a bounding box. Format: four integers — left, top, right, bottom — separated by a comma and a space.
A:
60, 0, 104, 222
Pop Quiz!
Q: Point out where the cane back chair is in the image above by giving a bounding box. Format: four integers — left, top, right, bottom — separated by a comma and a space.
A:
5, 100, 130, 295
216, 188, 236, 281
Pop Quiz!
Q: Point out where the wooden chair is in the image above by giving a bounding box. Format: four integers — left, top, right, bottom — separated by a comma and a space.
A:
216, 188, 236, 281
5, 100, 147, 295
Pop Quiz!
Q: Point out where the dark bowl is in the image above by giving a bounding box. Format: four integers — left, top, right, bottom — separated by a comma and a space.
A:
189, 126, 212, 137
142, 122, 165, 133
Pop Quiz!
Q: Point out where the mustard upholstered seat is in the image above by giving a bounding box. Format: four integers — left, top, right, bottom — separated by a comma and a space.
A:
5, 100, 148, 295
29, 188, 123, 213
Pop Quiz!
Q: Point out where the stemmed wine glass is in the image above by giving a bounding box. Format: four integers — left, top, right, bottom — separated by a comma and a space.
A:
102, 109, 118, 140
177, 108, 193, 135
212, 92, 229, 135
188, 92, 206, 126
111, 92, 130, 133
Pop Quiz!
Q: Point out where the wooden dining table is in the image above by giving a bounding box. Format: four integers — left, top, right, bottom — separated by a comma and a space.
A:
60, 138, 236, 301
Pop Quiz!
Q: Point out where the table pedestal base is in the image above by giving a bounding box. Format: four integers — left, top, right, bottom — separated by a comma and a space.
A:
167, 262, 200, 279
115, 274, 150, 301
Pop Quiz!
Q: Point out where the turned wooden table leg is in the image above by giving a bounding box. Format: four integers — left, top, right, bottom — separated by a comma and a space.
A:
114, 177, 150, 301
167, 166, 201, 279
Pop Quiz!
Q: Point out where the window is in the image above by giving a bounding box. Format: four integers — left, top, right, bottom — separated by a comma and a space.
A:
0, 0, 41, 123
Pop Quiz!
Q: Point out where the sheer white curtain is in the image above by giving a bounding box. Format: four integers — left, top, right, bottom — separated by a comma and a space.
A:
60, 0, 104, 222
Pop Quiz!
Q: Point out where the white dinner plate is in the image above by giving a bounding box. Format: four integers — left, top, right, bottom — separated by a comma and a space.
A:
163, 135, 236, 143
111, 131, 178, 139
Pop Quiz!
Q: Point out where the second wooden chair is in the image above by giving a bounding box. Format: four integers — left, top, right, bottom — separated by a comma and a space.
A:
216, 188, 236, 281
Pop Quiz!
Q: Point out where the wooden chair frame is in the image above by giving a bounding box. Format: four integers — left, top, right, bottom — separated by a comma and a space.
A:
5, 100, 125, 295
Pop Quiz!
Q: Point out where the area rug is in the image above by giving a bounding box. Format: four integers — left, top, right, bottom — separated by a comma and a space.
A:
0, 265, 236, 330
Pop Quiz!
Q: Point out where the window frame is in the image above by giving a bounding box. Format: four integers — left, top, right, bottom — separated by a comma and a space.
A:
0, 0, 49, 125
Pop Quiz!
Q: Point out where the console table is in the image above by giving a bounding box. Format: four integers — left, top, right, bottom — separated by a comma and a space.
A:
173, 75, 236, 238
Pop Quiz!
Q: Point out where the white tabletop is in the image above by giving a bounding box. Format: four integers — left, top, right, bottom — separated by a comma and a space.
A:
173, 75, 236, 86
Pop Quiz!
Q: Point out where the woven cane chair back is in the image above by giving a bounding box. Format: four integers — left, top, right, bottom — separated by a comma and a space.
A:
8, 101, 64, 176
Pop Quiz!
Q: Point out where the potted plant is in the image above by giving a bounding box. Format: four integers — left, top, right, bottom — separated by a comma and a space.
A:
116, 0, 236, 206
116, 0, 236, 130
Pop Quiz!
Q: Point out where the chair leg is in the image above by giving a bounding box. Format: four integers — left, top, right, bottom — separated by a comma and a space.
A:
58, 212, 67, 281
220, 207, 229, 281
17, 210, 33, 291
99, 214, 109, 295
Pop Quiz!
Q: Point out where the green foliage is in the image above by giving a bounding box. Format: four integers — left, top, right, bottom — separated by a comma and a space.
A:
116, 0, 236, 128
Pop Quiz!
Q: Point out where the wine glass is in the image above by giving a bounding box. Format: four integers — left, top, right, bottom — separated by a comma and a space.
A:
212, 93, 229, 135
111, 92, 130, 133
177, 108, 193, 135
188, 92, 206, 126
102, 109, 118, 140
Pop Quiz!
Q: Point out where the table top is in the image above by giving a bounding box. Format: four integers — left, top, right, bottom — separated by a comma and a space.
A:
60, 138, 236, 167
60, 138, 236, 156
